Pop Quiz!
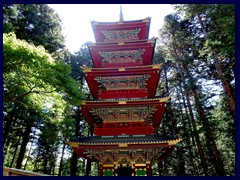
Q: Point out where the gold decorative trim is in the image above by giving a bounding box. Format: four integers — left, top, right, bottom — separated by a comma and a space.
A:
135, 164, 146, 167
81, 101, 86, 105
66, 137, 181, 146
81, 67, 92, 72
82, 96, 170, 104
66, 139, 182, 147
147, 40, 153, 43
103, 164, 115, 167
159, 96, 171, 102
66, 142, 78, 148
118, 67, 125, 71
118, 42, 124, 45
118, 101, 126, 104
152, 64, 162, 69
80, 64, 163, 71
168, 138, 182, 145
119, 143, 128, 147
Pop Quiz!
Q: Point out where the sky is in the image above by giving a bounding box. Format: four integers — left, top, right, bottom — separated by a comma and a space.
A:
48, 4, 175, 53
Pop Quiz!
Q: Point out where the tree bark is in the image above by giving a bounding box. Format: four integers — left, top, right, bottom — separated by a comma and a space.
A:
215, 59, 235, 118
10, 135, 21, 168
157, 161, 163, 176
85, 159, 92, 176
163, 63, 177, 135
23, 140, 33, 170
183, 63, 226, 176
15, 122, 32, 169
177, 87, 197, 175
58, 143, 66, 176
163, 63, 186, 175
3, 106, 18, 158
196, 11, 235, 118
70, 106, 82, 176
70, 152, 78, 176
176, 62, 209, 176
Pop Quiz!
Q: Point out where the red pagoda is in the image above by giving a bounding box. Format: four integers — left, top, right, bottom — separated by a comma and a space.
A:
67, 9, 181, 176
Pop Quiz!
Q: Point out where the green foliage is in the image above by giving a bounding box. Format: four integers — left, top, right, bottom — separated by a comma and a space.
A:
3, 32, 83, 106
3, 4, 66, 60
207, 97, 235, 175
3, 32, 84, 174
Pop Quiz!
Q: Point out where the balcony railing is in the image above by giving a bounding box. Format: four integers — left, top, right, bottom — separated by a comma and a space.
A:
3, 167, 51, 176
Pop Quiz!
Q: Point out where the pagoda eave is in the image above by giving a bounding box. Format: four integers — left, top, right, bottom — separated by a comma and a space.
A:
91, 17, 151, 43
82, 64, 162, 99
81, 97, 170, 130
66, 134, 181, 162
87, 38, 156, 68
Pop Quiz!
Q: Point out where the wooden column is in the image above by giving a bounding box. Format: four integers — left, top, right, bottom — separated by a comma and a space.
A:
146, 161, 152, 176
99, 162, 103, 176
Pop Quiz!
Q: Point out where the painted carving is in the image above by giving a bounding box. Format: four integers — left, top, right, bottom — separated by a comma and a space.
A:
95, 74, 150, 91
98, 49, 145, 65
101, 28, 141, 42
91, 106, 156, 123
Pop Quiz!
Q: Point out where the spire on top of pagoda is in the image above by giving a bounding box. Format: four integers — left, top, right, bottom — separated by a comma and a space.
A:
119, 5, 124, 22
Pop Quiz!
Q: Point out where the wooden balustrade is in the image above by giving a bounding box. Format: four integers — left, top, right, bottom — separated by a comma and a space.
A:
3, 167, 51, 176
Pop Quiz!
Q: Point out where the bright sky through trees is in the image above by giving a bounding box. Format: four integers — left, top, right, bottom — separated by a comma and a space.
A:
48, 4, 174, 53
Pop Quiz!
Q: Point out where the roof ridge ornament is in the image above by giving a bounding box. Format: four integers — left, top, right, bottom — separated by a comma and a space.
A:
119, 5, 124, 22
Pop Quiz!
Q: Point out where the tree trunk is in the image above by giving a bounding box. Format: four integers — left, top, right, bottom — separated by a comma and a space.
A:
43, 155, 48, 174
3, 107, 18, 159
196, 12, 235, 118
23, 128, 37, 170
58, 143, 66, 176
23, 140, 33, 170
197, 12, 208, 39
70, 106, 82, 176
177, 88, 197, 175
15, 122, 32, 169
85, 159, 91, 176
176, 62, 209, 176
10, 135, 21, 168
70, 152, 78, 176
176, 146, 186, 176
163, 63, 186, 175
215, 59, 235, 118
33, 141, 40, 172
158, 161, 163, 176
183, 63, 226, 176
163, 63, 177, 135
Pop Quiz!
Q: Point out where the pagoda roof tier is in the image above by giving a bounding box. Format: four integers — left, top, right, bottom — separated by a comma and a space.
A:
88, 38, 156, 68
91, 17, 151, 43
82, 64, 162, 99
66, 134, 181, 161
81, 97, 170, 130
